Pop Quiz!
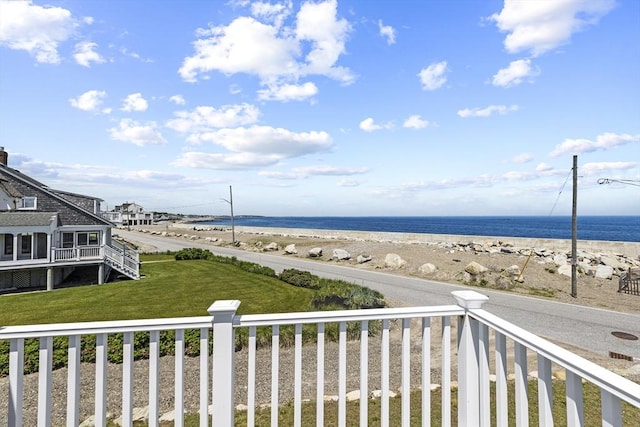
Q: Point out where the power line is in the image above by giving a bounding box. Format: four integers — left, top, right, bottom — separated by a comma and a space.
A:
598, 178, 640, 187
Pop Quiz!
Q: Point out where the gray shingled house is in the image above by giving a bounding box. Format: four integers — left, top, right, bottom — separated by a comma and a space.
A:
0, 148, 139, 292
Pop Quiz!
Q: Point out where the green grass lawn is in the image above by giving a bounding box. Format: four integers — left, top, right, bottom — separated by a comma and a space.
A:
0, 255, 315, 326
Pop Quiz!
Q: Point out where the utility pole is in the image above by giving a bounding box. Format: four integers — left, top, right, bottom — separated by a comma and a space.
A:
571, 155, 578, 298
221, 186, 235, 244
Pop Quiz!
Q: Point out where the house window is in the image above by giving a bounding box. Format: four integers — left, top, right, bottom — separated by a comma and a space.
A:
3, 234, 13, 255
77, 232, 100, 246
21, 235, 32, 255
62, 233, 74, 248
18, 197, 37, 210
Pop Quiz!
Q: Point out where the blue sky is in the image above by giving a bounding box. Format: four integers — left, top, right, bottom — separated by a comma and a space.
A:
1, 0, 638, 217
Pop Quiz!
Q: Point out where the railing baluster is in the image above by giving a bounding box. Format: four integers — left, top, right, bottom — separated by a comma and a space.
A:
422, 317, 431, 427
294, 323, 302, 427
441, 316, 451, 427
67, 335, 81, 427
149, 330, 160, 427
122, 332, 134, 427
495, 332, 508, 427
199, 327, 209, 427
8, 338, 24, 427
175, 329, 185, 427
601, 389, 622, 427
401, 318, 411, 427
316, 322, 325, 427
248, 326, 257, 427
381, 318, 390, 427
95, 333, 108, 427
537, 354, 553, 426
566, 370, 584, 426
271, 325, 279, 427
37, 336, 52, 427
479, 323, 490, 427
360, 320, 369, 427
514, 341, 528, 427
339, 321, 347, 427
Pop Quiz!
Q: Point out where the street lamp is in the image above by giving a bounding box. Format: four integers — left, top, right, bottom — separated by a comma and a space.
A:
221, 185, 235, 244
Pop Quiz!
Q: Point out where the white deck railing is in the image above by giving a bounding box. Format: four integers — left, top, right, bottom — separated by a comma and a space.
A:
1, 291, 638, 427
52, 246, 103, 262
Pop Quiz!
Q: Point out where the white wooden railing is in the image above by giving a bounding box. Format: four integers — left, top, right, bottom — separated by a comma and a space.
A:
52, 246, 103, 262
1, 291, 638, 427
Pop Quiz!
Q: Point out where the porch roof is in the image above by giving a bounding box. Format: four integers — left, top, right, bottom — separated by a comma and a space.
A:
0, 211, 58, 227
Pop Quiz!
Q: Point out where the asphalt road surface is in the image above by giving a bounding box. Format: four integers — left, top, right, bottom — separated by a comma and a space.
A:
116, 229, 640, 361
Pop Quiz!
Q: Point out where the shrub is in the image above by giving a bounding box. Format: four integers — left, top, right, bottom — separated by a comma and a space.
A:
279, 269, 322, 289
175, 248, 213, 260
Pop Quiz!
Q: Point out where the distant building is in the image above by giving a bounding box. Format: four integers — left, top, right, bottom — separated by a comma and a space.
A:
0, 147, 139, 292
102, 202, 154, 226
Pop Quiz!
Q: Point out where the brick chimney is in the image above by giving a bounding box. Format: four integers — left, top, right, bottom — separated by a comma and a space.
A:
0, 147, 7, 166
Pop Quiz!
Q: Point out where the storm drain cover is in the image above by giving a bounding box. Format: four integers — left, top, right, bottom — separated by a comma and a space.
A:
611, 331, 638, 340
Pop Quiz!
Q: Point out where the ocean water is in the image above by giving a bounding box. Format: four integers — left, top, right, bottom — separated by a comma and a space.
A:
196, 216, 640, 243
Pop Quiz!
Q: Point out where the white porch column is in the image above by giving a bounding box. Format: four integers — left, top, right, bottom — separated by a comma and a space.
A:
452, 290, 489, 426
12, 233, 18, 261
47, 267, 53, 291
47, 233, 52, 262
98, 264, 104, 285
208, 300, 241, 427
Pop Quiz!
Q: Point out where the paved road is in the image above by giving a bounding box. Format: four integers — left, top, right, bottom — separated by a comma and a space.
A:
116, 229, 640, 361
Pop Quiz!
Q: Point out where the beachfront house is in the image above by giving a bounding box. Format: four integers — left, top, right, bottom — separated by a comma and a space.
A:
102, 202, 154, 227
0, 148, 139, 292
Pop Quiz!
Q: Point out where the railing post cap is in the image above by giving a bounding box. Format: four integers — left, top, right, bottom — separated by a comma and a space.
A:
207, 300, 241, 315
452, 290, 489, 309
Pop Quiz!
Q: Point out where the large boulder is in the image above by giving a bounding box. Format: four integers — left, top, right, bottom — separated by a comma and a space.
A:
332, 249, 351, 261
419, 263, 437, 274
557, 264, 572, 277
384, 253, 407, 269
284, 244, 297, 254
465, 261, 488, 275
595, 265, 614, 280
357, 254, 372, 264
264, 242, 279, 251
308, 247, 323, 257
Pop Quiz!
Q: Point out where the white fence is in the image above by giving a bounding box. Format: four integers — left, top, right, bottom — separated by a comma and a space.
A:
1, 291, 638, 426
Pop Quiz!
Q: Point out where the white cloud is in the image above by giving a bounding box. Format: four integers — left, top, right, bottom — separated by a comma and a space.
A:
173, 151, 281, 170
581, 162, 639, 177
457, 104, 519, 118
251, 0, 293, 28
69, 90, 108, 112
0, 0, 79, 64
418, 61, 448, 90
166, 103, 260, 135
109, 119, 167, 146
292, 165, 368, 177
178, 0, 353, 95
172, 124, 333, 170
360, 117, 393, 132
403, 115, 430, 129
549, 132, 640, 157
492, 58, 539, 87
337, 178, 362, 187
169, 95, 186, 105
73, 41, 105, 67
257, 81, 318, 101
378, 20, 396, 45
194, 125, 332, 158
536, 162, 553, 172
511, 153, 534, 164
121, 93, 149, 112
489, 0, 615, 57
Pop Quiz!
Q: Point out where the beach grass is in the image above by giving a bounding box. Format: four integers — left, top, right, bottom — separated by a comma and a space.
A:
112, 380, 639, 426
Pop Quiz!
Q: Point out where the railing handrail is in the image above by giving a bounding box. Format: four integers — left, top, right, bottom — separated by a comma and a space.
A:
0, 316, 212, 340
236, 304, 464, 327
470, 307, 640, 407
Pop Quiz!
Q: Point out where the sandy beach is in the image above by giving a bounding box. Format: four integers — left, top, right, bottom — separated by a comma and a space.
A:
129, 222, 640, 314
